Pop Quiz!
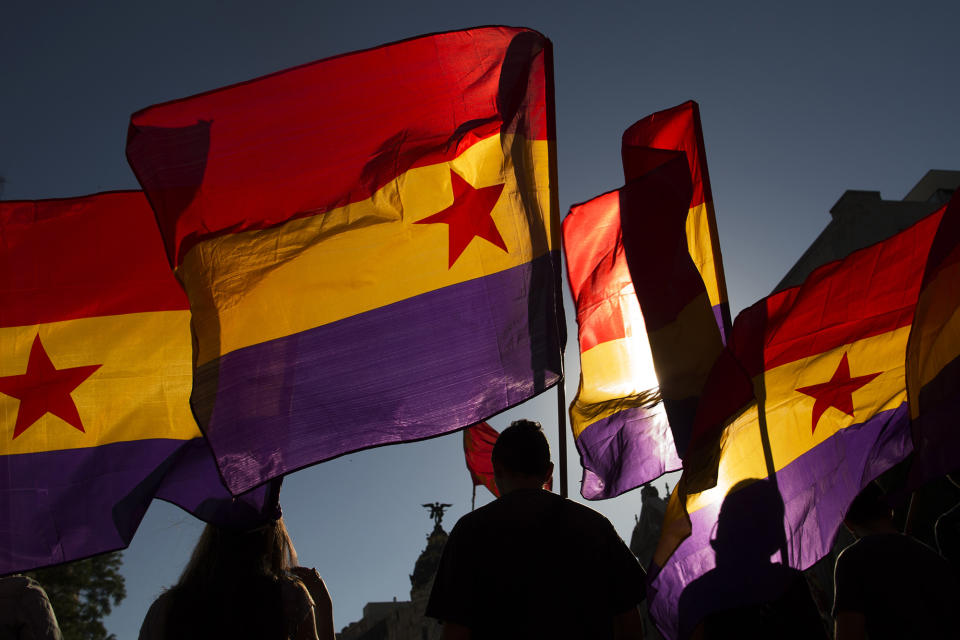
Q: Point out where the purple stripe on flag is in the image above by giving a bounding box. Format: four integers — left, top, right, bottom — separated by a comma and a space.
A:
712, 301, 730, 345
194, 253, 564, 494
0, 438, 183, 574
650, 402, 912, 640
577, 405, 680, 500
152, 438, 280, 529
0, 437, 275, 574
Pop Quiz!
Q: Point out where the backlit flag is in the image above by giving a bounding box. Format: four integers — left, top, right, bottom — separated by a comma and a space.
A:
0, 192, 276, 574
648, 207, 945, 639
564, 191, 677, 499
562, 101, 729, 499
126, 27, 563, 495
464, 422, 500, 502
907, 190, 960, 485
619, 102, 733, 467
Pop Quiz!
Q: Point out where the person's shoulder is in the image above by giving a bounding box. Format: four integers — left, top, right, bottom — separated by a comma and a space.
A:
854, 532, 933, 557
448, 502, 493, 533
558, 496, 619, 529
279, 574, 316, 628
280, 574, 314, 604
0, 575, 53, 604
835, 536, 869, 572
139, 589, 175, 640
0, 574, 35, 595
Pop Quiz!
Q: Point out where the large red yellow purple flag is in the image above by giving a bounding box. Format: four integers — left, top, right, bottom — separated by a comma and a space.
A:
562, 101, 729, 499
0, 192, 276, 574
648, 206, 946, 639
126, 27, 563, 495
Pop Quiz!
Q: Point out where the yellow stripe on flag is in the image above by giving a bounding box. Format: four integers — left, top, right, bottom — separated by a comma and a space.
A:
685, 325, 910, 515
572, 336, 659, 437
0, 311, 199, 455
686, 201, 726, 307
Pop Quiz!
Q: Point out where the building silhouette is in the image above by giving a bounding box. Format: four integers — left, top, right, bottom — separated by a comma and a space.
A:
775, 169, 959, 291
337, 509, 447, 640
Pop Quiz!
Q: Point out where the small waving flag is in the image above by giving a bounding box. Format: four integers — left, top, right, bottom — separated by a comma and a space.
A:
126, 27, 564, 495
464, 422, 500, 508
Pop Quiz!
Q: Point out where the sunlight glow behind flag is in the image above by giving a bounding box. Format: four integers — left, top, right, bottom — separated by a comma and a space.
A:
648, 206, 946, 639
126, 27, 564, 495
0, 192, 276, 574
562, 101, 729, 499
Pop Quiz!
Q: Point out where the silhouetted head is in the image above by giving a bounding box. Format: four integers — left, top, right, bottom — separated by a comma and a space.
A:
178, 516, 298, 588
166, 517, 298, 639
492, 419, 553, 494
711, 479, 786, 564
844, 482, 894, 536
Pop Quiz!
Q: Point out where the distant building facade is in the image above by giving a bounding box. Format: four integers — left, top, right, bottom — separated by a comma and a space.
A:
337, 513, 446, 640
775, 170, 959, 291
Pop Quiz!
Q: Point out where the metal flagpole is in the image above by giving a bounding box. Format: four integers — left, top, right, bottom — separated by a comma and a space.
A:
557, 377, 568, 498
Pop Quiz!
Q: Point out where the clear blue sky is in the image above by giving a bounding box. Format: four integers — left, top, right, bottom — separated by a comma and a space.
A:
2, 2, 957, 637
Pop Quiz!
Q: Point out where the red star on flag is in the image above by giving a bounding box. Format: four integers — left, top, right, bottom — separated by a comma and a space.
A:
0, 334, 101, 439
415, 169, 507, 267
795, 352, 881, 433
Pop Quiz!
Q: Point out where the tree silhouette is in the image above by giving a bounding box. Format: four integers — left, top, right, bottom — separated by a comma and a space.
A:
27, 552, 127, 640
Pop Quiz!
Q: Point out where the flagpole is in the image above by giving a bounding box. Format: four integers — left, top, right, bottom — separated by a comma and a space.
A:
541, 36, 567, 500
756, 384, 790, 565
557, 376, 568, 498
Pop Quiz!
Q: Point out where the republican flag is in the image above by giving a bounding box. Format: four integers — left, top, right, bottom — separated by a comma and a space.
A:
126, 27, 564, 495
562, 101, 729, 499
0, 192, 276, 574
906, 191, 960, 486
648, 206, 945, 639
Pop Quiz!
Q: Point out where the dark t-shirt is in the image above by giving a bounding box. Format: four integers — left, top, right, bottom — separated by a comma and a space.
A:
425, 489, 645, 640
833, 533, 960, 639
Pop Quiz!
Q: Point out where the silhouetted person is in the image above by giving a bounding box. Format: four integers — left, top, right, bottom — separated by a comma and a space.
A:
935, 473, 960, 581
0, 575, 62, 640
833, 482, 960, 639
426, 419, 645, 639
677, 479, 826, 640
139, 516, 334, 640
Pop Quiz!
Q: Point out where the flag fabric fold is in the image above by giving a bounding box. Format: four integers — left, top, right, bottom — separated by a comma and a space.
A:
562, 101, 730, 499
0, 192, 276, 575
906, 190, 960, 486
126, 26, 564, 495
648, 205, 946, 639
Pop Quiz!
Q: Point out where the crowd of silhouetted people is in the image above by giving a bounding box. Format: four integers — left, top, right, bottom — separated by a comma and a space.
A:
3, 420, 959, 639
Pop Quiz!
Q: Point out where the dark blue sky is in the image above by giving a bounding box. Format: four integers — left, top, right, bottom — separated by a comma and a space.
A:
2, 2, 957, 637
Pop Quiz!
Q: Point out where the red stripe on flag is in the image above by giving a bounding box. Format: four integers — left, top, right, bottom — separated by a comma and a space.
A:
0, 191, 189, 326
622, 100, 712, 210
731, 208, 945, 375
563, 190, 631, 350
127, 27, 551, 265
